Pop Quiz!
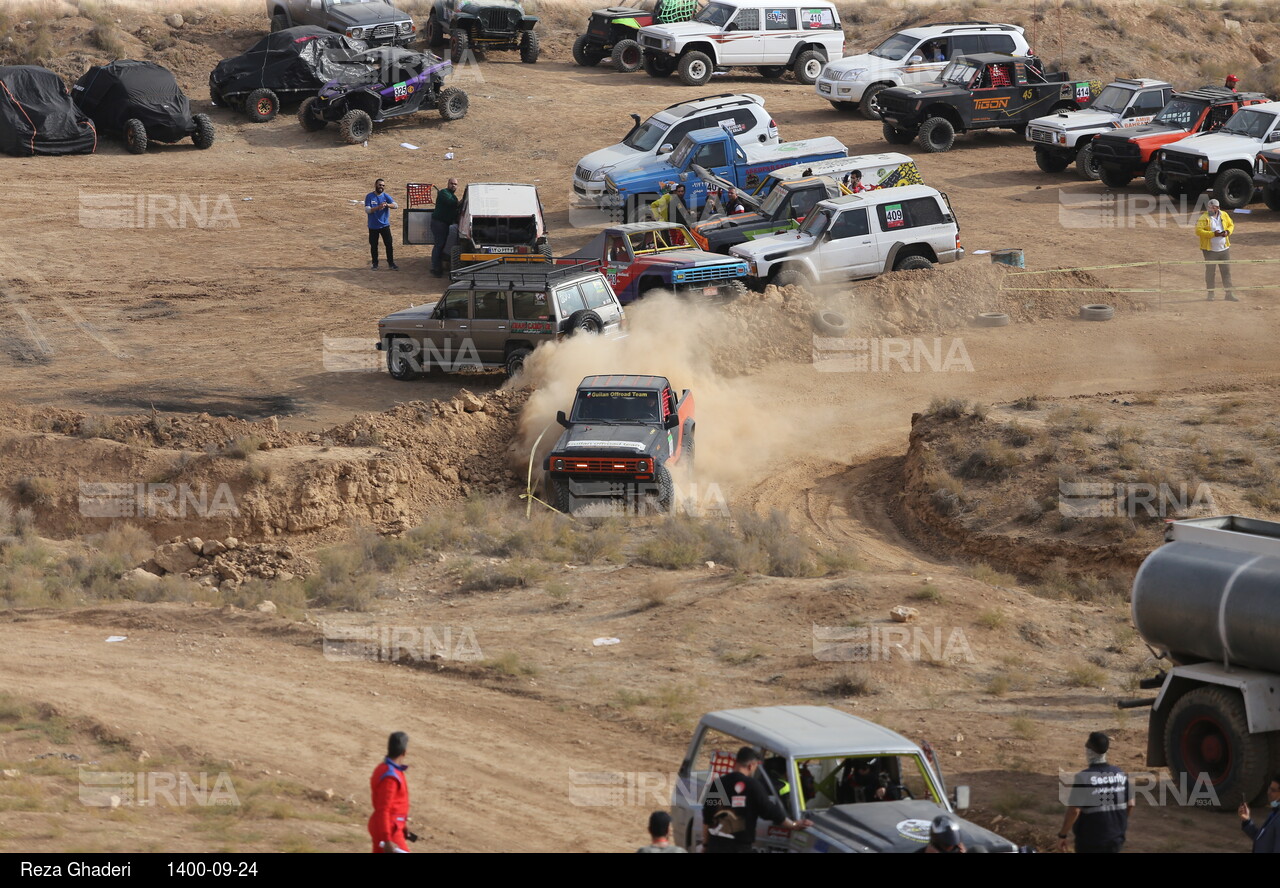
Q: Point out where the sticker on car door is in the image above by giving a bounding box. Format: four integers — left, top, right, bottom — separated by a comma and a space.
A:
883, 203, 905, 229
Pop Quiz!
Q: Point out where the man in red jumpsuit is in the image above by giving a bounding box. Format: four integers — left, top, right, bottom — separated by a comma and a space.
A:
369, 731, 416, 852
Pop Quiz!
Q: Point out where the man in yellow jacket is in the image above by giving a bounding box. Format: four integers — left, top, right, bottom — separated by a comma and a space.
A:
650, 183, 686, 223
1196, 198, 1238, 301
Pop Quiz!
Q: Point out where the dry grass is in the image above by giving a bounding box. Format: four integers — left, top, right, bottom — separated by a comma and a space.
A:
1065, 661, 1107, 688
965, 562, 1016, 588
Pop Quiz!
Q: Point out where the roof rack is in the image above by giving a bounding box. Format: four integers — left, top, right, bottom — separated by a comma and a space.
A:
661, 92, 754, 113
450, 257, 600, 288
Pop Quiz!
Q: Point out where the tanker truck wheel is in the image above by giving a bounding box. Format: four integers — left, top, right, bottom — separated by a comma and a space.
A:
1165, 687, 1272, 809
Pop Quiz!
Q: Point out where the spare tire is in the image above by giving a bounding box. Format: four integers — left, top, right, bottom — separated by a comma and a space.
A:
974, 312, 1010, 327
812, 309, 850, 336
1080, 304, 1114, 321
566, 309, 604, 335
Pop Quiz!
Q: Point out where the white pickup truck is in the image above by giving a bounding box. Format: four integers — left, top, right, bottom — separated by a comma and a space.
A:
1157, 101, 1280, 208
1026, 78, 1172, 180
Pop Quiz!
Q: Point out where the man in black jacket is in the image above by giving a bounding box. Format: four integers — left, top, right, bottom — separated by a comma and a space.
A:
1057, 732, 1134, 853
1240, 776, 1280, 853
701, 747, 811, 852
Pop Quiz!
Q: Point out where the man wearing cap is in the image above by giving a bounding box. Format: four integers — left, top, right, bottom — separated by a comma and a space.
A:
1226, 74, 1240, 92
637, 811, 688, 852
1196, 198, 1238, 302
701, 747, 812, 852
1057, 731, 1134, 853
369, 731, 418, 853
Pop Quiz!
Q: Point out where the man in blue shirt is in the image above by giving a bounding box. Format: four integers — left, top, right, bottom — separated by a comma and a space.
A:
366, 178, 399, 270
1240, 775, 1280, 853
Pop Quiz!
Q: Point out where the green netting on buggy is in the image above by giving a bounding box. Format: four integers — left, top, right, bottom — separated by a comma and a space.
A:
656, 0, 699, 24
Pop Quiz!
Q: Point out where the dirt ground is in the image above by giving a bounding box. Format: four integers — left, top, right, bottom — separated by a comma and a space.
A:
2, 0, 1280, 853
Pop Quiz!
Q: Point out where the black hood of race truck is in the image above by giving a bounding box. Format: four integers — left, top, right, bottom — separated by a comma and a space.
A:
547, 423, 669, 461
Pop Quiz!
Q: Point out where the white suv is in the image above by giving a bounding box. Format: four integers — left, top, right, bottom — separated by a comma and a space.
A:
731, 184, 963, 288
573, 93, 778, 201
638, 0, 844, 88
817, 21, 1027, 119
1158, 102, 1280, 209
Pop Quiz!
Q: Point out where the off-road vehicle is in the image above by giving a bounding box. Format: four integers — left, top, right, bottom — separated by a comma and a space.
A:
268, 0, 417, 45
210, 27, 368, 122
426, 0, 540, 64
816, 21, 1028, 119
878, 54, 1095, 153
730, 184, 962, 289
452, 183, 552, 272
671, 706, 1017, 852
638, 0, 844, 87
0, 65, 96, 157
544, 375, 694, 515
1091, 86, 1270, 194
573, 0, 698, 72
298, 47, 467, 143
1254, 146, 1280, 211
1025, 78, 1171, 180
1157, 101, 1280, 208
376, 261, 625, 380
560, 221, 749, 303
574, 93, 778, 202
73, 60, 215, 154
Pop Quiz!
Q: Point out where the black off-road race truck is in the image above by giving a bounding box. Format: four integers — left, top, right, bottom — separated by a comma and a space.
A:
878, 53, 1095, 152
427, 0, 541, 64
544, 375, 694, 515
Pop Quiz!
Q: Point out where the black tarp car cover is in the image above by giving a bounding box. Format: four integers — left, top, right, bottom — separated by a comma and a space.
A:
73, 60, 192, 143
210, 26, 368, 101
0, 65, 97, 156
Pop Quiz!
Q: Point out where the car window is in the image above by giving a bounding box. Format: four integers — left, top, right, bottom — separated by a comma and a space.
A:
765, 8, 797, 30
796, 755, 939, 811
790, 188, 822, 220
554, 284, 587, 317
876, 196, 945, 231
1154, 98, 1202, 128
580, 277, 615, 311
1130, 90, 1167, 115
981, 34, 1016, 54
472, 291, 507, 320
800, 207, 832, 237
801, 7, 836, 29
950, 34, 983, 58
721, 109, 756, 138
433, 290, 470, 320
695, 141, 728, 168
665, 121, 697, 153
828, 207, 869, 239
732, 8, 760, 29
511, 290, 552, 320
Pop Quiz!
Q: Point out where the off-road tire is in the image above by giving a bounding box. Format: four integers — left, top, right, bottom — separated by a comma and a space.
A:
1265, 184, 1280, 212
894, 254, 933, 272
642, 51, 675, 78
974, 312, 1010, 327
812, 309, 849, 336
549, 476, 575, 514
882, 122, 916, 145
655, 464, 674, 512
1143, 161, 1169, 196
917, 116, 955, 153
1076, 142, 1102, 181
450, 244, 464, 272
612, 38, 642, 72
540, 243, 553, 264
339, 108, 373, 144
772, 267, 812, 291
386, 338, 422, 380
860, 83, 888, 120
1099, 165, 1133, 189
270, 14, 288, 33
1034, 147, 1070, 173
1215, 168, 1256, 211
427, 12, 445, 46
1165, 686, 1272, 809
566, 309, 604, 335
792, 50, 823, 85
191, 113, 216, 149
757, 65, 785, 79
504, 347, 532, 380
723, 279, 747, 301
437, 87, 469, 121
124, 118, 148, 154
520, 30, 540, 64
297, 97, 327, 132
1079, 304, 1114, 321
450, 28, 469, 65
830, 100, 858, 113
244, 88, 279, 123
572, 34, 602, 66
678, 50, 713, 87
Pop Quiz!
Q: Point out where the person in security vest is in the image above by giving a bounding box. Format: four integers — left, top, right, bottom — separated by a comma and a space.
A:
369, 731, 417, 852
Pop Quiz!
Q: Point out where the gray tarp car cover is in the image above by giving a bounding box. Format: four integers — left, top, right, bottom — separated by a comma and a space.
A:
0, 65, 97, 156
73, 60, 192, 143
210, 26, 368, 101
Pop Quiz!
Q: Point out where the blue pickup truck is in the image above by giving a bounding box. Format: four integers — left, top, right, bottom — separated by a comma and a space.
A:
603, 127, 847, 223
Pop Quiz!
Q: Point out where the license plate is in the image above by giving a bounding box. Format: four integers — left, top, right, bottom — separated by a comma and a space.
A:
485, 246, 515, 253
703, 286, 719, 296
817, 82, 830, 93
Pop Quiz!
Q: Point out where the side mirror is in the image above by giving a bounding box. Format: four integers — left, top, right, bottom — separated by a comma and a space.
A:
664, 413, 680, 429
658, 142, 674, 155
953, 785, 971, 811
1268, 130, 1280, 143
556, 410, 570, 428
909, 54, 924, 64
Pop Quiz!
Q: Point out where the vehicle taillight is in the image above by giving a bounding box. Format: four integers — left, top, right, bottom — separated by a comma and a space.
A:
956, 233, 962, 251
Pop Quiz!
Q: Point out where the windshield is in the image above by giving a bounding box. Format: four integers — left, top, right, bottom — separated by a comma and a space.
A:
1091, 85, 1135, 116
694, 2, 733, 26
628, 227, 692, 253
1153, 98, 1205, 128
868, 33, 918, 61
940, 59, 978, 86
329, 0, 376, 5
800, 208, 831, 237
759, 185, 791, 217
796, 755, 939, 811
1221, 109, 1278, 138
669, 136, 699, 169
623, 118, 670, 152
573, 390, 661, 422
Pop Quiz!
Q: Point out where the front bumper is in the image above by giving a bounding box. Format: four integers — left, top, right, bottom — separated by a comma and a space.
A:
815, 76, 861, 102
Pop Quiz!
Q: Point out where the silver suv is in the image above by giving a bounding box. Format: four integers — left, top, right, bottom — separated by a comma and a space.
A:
376, 262, 625, 379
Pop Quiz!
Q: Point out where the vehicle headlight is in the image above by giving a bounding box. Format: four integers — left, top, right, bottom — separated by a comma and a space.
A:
590, 168, 609, 182
554, 459, 564, 471
841, 68, 867, 81
1056, 133, 1066, 145
674, 270, 687, 282
1158, 151, 1166, 162
399, 21, 414, 34
348, 27, 364, 38
1197, 157, 1208, 170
